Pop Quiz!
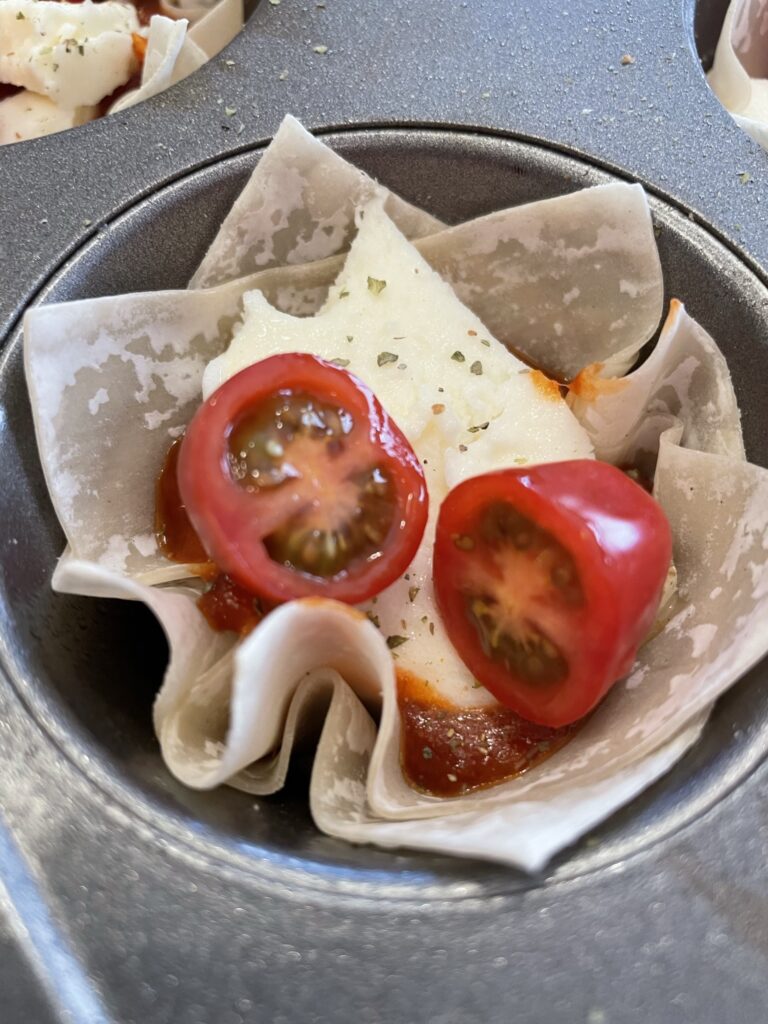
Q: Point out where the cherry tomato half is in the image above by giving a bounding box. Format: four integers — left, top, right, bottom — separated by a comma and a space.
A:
433, 461, 672, 727
177, 354, 428, 604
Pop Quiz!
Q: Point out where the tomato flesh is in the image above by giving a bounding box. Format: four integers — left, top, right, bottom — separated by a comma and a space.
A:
433, 461, 673, 727
177, 354, 428, 604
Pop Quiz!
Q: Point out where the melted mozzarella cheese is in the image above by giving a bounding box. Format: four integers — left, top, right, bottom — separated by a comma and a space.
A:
0, 90, 98, 145
0, 0, 139, 109
204, 200, 595, 708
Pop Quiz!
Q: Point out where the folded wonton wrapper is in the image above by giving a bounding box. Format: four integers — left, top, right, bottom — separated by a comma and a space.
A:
708, 0, 768, 150
24, 117, 768, 870
109, 1, 245, 116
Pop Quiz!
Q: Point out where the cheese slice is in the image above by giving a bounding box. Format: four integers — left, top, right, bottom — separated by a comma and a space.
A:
0, 0, 139, 109
204, 201, 595, 708
0, 90, 97, 144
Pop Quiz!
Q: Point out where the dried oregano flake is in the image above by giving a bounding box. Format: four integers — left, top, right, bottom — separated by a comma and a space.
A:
386, 635, 408, 650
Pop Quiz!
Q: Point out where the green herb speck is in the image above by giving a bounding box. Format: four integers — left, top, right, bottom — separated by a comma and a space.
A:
422, 746, 433, 759
377, 351, 398, 367
386, 635, 408, 649
408, 586, 420, 603
451, 351, 465, 362
330, 357, 350, 368
470, 360, 483, 375
367, 276, 387, 295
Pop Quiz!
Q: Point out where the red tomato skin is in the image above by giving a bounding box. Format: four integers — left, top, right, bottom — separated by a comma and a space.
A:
433, 461, 673, 727
177, 354, 428, 604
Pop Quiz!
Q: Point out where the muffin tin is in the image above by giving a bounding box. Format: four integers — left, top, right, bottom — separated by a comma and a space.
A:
3, 1, 768, 1021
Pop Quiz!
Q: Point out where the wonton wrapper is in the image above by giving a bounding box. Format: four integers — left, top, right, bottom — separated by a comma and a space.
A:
161, 0, 224, 23
108, 15, 207, 116
108, 0, 245, 113
709, 0, 768, 150
187, 0, 244, 58
110, 0, 246, 117
24, 119, 768, 870
189, 116, 445, 289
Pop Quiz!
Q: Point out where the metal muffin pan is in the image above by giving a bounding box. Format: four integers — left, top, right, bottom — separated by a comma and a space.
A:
3, 1, 768, 1021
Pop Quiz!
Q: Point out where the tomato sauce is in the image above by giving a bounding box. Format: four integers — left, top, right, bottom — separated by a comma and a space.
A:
0, 84, 22, 103
397, 669, 579, 797
503, 343, 568, 386
155, 438, 211, 566
197, 573, 268, 636
530, 368, 563, 401
156, 438, 271, 635
128, 0, 164, 26
567, 361, 628, 401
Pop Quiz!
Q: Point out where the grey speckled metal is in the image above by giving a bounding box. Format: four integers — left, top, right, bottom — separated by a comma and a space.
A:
3, 1, 768, 1021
